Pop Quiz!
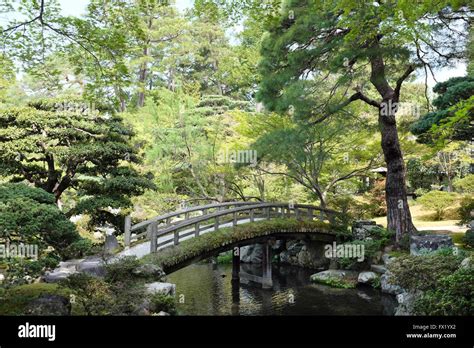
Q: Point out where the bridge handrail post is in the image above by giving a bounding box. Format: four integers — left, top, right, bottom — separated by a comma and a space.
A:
232, 212, 237, 226
124, 215, 132, 248
250, 208, 254, 222
150, 222, 158, 253
195, 222, 200, 237
174, 230, 179, 245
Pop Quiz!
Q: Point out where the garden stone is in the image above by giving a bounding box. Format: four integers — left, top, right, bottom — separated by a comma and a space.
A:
352, 220, 377, 240
240, 244, 263, 263
395, 291, 420, 316
104, 234, 119, 253
358, 271, 377, 284
310, 269, 356, 282
382, 254, 396, 266
76, 258, 106, 277
381, 273, 404, 295
156, 311, 170, 316
24, 295, 71, 316
460, 257, 472, 269
145, 282, 176, 296
410, 235, 453, 255
370, 264, 387, 274
43, 270, 75, 283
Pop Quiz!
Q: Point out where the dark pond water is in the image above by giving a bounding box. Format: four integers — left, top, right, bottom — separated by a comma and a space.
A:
167, 262, 397, 316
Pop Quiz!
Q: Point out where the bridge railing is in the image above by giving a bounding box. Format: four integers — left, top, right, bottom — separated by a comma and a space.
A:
124, 201, 258, 247
124, 202, 340, 253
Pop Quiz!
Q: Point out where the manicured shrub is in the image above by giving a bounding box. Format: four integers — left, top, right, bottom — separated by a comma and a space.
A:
149, 293, 177, 315
388, 252, 464, 291
464, 230, 474, 248
458, 196, 474, 225
418, 191, 458, 220
414, 267, 474, 315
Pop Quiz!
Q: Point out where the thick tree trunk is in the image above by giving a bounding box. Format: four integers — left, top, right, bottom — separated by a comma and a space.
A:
378, 103, 417, 244
368, 38, 416, 245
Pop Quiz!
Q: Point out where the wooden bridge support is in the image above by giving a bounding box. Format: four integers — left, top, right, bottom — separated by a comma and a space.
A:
231, 246, 240, 304
261, 241, 273, 289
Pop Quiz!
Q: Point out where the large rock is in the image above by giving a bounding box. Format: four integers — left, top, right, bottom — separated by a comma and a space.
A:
352, 220, 378, 240
240, 244, 263, 263
460, 257, 472, 269
76, 258, 106, 277
381, 273, 404, 295
104, 234, 119, 253
410, 235, 453, 255
145, 282, 176, 296
279, 240, 329, 269
370, 264, 387, 274
395, 291, 420, 316
24, 295, 71, 316
310, 269, 357, 282
358, 271, 377, 284
43, 270, 75, 283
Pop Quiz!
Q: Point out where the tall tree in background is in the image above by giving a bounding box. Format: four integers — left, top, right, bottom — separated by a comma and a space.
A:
257, 0, 472, 243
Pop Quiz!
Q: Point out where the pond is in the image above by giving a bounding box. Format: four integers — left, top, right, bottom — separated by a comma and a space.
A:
167, 262, 398, 316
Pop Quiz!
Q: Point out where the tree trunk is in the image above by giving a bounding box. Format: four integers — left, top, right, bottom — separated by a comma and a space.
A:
368, 38, 416, 245
378, 103, 417, 244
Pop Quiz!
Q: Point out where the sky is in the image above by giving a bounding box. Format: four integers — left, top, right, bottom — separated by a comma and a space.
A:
59, 0, 194, 16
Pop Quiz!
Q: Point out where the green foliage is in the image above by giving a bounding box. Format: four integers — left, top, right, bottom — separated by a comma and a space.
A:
216, 251, 233, 264
364, 180, 387, 217
0, 98, 155, 231
105, 256, 141, 283
0, 183, 82, 284
143, 219, 333, 271
454, 175, 474, 194
407, 158, 439, 191
458, 196, 474, 225
414, 267, 474, 315
464, 230, 474, 248
148, 293, 177, 315
311, 276, 356, 289
337, 228, 393, 270
388, 252, 464, 292
0, 283, 73, 315
418, 191, 459, 220
61, 239, 102, 260
59, 273, 115, 316
412, 77, 474, 143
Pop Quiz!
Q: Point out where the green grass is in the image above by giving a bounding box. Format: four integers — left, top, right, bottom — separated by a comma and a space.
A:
143, 219, 333, 271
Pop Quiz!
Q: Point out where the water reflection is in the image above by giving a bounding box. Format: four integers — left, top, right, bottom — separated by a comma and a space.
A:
167, 263, 397, 316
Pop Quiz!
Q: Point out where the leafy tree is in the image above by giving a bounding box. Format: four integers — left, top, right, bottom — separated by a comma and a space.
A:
256, 0, 472, 243
0, 97, 154, 231
252, 114, 382, 208
411, 76, 474, 144
0, 54, 15, 102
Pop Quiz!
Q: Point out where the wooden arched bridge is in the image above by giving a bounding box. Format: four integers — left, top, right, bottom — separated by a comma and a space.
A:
123, 201, 339, 254
121, 202, 341, 288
